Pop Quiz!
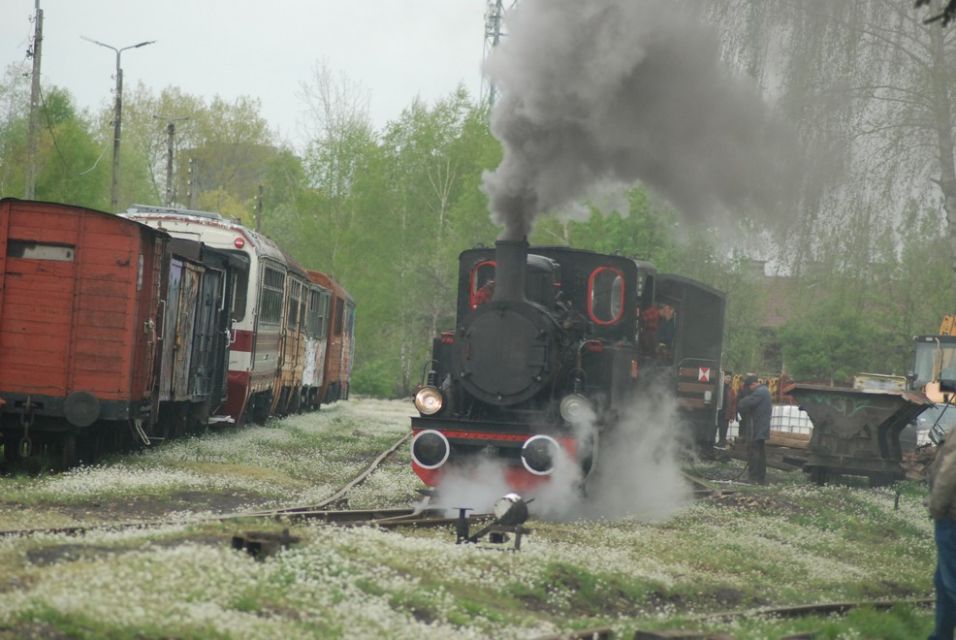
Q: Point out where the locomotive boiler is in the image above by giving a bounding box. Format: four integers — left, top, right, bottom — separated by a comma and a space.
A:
410, 239, 725, 489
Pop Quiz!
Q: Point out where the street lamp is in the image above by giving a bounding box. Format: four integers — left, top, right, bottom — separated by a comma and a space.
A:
81, 36, 155, 212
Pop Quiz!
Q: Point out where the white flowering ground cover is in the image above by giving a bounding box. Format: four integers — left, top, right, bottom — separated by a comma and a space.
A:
0, 400, 939, 638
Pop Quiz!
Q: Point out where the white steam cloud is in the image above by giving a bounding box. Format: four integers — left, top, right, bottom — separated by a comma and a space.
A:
482, 0, 799, 240
433, 383, 692, 523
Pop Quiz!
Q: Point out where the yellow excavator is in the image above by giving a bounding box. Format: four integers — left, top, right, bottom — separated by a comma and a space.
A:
912, 315, 956, 402
912, 315, 956, 443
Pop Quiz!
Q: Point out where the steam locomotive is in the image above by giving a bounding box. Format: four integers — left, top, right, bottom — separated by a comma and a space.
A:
410, 239, 725, 488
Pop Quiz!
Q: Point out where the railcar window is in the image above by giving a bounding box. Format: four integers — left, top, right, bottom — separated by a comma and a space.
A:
231, 269, 248, 322
334, 298, 344, 336
260, 266, 285, 324
7, 241, 74, 261
588, 266, 625, 325
287, 280, 301, 330
319, 291, 331, 338
307, 289, 320, 335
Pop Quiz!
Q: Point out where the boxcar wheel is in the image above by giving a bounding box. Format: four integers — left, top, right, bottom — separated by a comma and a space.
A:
59, 434, 78, 470
251, 393, 271, 425
808, 466, 829, 486
2, 434, 19, 465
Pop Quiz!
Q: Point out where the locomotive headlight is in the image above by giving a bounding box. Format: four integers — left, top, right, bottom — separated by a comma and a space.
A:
521, 434, 560, 476
414, 386, 444, 416
559, 394, 593, 424
411, 429, 450, 469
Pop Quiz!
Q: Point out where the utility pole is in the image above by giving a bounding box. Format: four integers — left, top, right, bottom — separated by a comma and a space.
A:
481, 0, 518, 108
82, 36, 155, 212
25, 1, 43, 200
165, 122, 175, 206
255, 184, 263, 232
157, 116, 188, 206
187, 157, 197, 209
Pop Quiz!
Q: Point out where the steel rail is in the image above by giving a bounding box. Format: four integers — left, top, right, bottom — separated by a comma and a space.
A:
0, 432, 413, 539
692, 596, 934, 622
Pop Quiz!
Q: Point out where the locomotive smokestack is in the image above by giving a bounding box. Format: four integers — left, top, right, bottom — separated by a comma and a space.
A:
492, 238, 528, 303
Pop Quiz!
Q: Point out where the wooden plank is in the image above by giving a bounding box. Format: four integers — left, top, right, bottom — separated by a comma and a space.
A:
0, 365, 66, 397
76, 263, 133, 281
75, 308, 130, 330
72, 357, 124, 375
76, 278, 132, 298
0, 317, 72, 334
3, 260, 75, 278
6, 225, 77, 245
70, 370, 127, 396
70, 326, 126, 344
4, 276, 74, 296
1, 301, 74, 323
76, 293, 136, 311
767, 432, 811, 449
80, 250, 135, 268
0, 332, 70, 352
74, 338, 127, 358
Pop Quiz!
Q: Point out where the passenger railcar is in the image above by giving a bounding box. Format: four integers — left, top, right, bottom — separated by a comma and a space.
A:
126, 205, 286, 425
125, 205, 354, 422
303, 272, 333, 410
410, 239, 725, 489
308, 271, 355, 404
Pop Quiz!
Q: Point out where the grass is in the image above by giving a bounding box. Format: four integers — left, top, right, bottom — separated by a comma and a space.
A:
0, 398, 940, 638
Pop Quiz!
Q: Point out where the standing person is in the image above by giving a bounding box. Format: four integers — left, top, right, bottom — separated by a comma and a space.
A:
715, 371, 736, 449
736, 374, 772, 484
928, 429, 956, 640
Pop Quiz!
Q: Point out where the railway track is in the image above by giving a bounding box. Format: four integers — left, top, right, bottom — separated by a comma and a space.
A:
0, 439, 730, 540
0, 432, 417, 539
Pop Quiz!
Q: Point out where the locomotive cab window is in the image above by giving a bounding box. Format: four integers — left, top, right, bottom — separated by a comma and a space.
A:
7, 240, 74, 261
588, 266, 625, 325
469, 260, 496, 308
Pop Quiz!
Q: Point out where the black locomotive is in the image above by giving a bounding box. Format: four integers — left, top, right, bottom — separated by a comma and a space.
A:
410, 239, 726, 489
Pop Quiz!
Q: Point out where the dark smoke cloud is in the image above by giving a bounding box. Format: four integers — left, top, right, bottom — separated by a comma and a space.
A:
482, 0, 799, 240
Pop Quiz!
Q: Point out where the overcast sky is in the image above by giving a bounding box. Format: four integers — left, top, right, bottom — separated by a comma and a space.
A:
0, 0, 489, 148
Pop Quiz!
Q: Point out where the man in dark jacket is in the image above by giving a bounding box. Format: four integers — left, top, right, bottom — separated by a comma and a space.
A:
736, 374, 772, 483
929, 429, 956, 640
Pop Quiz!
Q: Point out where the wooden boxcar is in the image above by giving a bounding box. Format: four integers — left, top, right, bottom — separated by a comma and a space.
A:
0, 199, 166, 466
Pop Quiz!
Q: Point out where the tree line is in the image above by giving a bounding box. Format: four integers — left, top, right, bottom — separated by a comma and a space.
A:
0, 45, 952, 393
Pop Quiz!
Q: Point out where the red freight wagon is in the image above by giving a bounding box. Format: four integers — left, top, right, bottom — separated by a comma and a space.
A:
0, 199, 165, 466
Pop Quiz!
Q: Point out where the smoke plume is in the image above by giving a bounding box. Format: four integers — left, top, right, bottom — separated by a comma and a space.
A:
482, 0, 798, 240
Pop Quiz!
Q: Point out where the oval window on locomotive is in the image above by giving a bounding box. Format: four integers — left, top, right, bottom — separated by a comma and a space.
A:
469, 260, 496, 309
588, 266, 625, 325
